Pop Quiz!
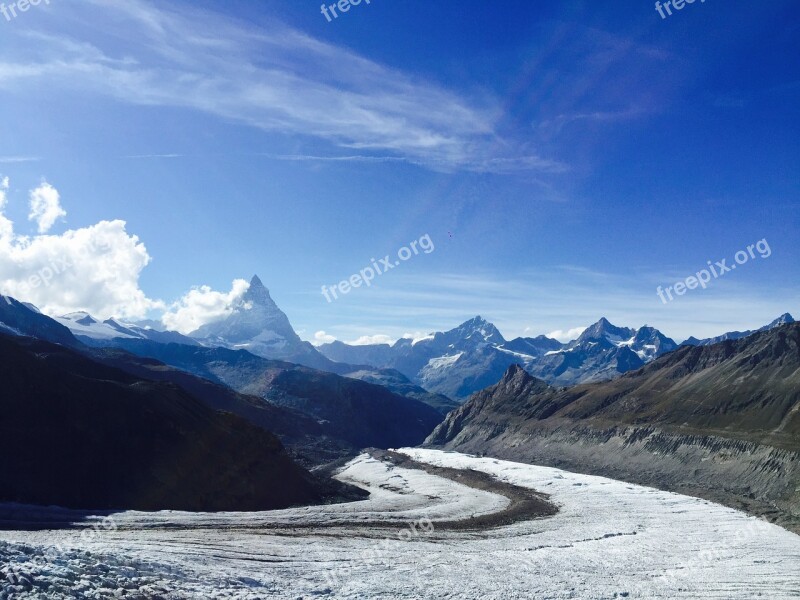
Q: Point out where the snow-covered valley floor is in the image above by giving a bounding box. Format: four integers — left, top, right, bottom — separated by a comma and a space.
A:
2, 449, 799, 599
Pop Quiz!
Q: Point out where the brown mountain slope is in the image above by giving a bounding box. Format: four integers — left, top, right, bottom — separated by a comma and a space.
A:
427, 323, 800, 533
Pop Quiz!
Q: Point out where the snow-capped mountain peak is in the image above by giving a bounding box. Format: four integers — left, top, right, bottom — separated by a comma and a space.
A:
242, 274, 276, 308
576, 317, 635, 346
447, 316, 506, 346
61, 311, 98, 327
766, 313, 795, 328
188, 275, 328, 365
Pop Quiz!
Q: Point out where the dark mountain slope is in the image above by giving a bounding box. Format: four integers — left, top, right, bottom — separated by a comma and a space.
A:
88, 346, 349, 466
0, 297, 444, 463
0, 295, 80, 348
428, 323, 800, 533
337, 367, 460, 415
87, 339, 445, 455
0, 334, 351, 511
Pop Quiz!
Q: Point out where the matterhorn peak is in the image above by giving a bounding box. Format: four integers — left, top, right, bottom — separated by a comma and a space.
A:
189, 274, 308, 361
243, 274, 275, 306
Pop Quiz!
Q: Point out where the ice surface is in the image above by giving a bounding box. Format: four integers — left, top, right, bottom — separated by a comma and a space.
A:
1, 450, 798, 599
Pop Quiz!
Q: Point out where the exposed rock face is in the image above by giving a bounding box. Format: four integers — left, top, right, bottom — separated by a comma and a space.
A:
427, 324, 800, 533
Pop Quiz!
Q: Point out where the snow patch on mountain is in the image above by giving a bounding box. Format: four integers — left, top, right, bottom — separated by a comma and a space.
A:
425, 353, 463, 370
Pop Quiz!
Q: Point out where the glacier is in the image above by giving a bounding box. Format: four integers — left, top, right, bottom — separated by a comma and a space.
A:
1, 450, 798, 599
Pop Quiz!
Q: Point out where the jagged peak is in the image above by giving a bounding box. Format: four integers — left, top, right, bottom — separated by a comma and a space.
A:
770, 313, 795, 325
499, 363, 537, 386
457, 315, 492, 329
578, 317, 631, 342
243, 274, 276, 306
450, 315, 505, 342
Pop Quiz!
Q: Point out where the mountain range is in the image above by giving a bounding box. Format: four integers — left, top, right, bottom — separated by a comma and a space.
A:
427, 322, 800, 533
0, 293, 445, 468
1, 279, 797, 524
9, 278, 794, 410
319, 315, 681, 399
22, 275, 796, 406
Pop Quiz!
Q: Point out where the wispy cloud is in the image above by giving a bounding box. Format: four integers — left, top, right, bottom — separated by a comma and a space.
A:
123, 154, 186, 159
265, 154, 411, 165
537, 107, 645, 136
0, 0, 562, 174
0, 156, 40, 163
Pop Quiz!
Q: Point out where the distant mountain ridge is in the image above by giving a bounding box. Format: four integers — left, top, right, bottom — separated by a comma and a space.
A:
682, 313, 795, 346
319, 315, 681, 399
56, 311, 200, 346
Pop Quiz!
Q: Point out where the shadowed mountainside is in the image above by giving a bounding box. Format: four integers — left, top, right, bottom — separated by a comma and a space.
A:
88, 340, 445, 460
0, 333, 360, 511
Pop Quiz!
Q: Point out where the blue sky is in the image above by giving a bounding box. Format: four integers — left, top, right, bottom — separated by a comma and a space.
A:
0, 0, 798, 343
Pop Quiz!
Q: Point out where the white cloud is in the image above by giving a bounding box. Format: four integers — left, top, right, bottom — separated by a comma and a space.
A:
313, 330, 336, 346
348, 334, 394, 346
28, 181, 66, 233
402, 331, 434, 344
546, 326, 587, 343
0, 180, 160, 319
161, 279, 250, 334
